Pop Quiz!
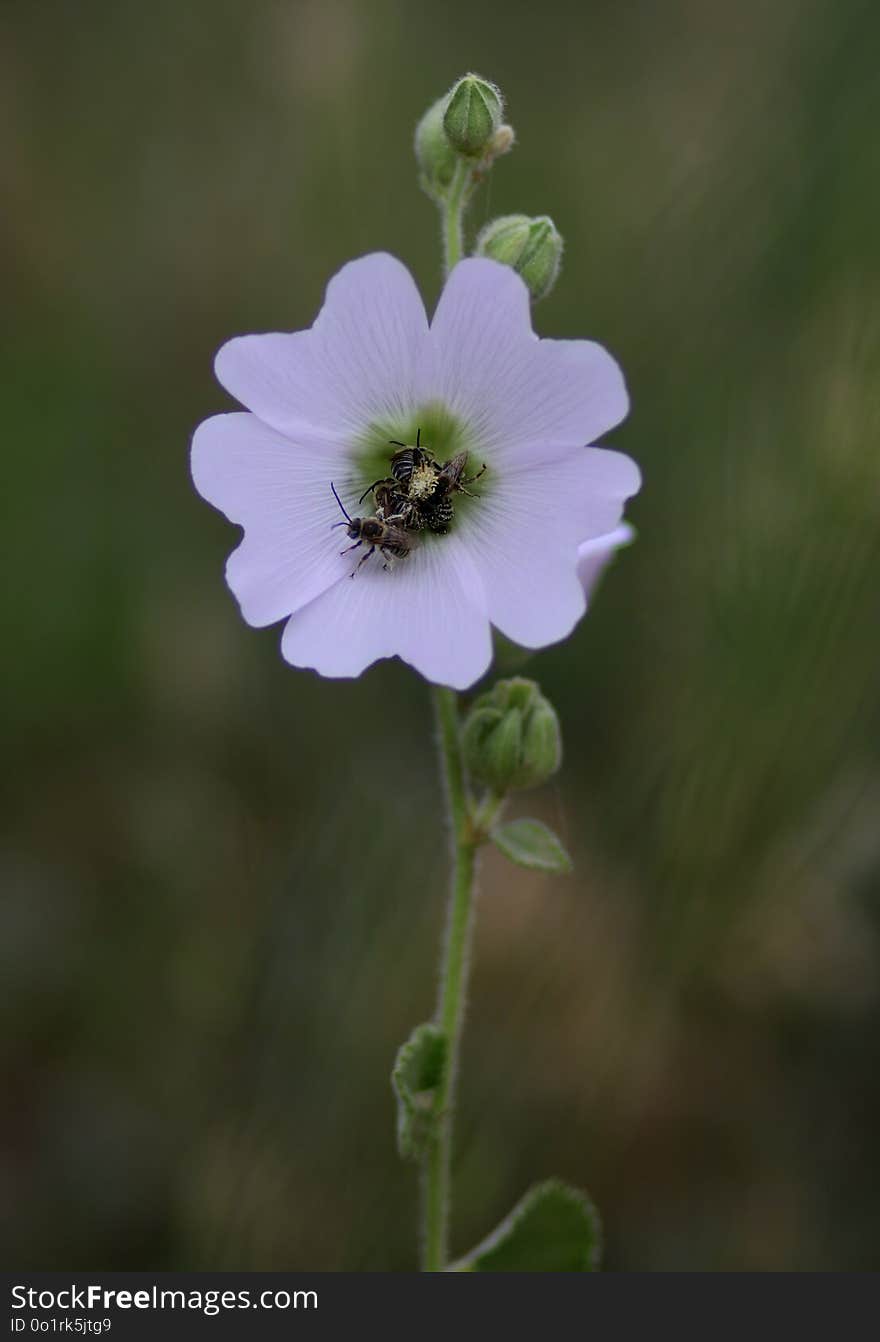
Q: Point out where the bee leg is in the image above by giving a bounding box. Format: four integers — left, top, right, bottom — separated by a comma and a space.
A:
340, 540, 362, 555
350, 547, 375, 578
460, 463, 487, 493
358, 477, 392, 505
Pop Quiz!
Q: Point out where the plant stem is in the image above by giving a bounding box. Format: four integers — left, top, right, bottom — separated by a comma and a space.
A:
422, 685, 478, 1271
420, 156, 477, 1274
442, 159, 470, 274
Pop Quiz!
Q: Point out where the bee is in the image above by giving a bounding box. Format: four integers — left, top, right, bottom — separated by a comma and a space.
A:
434, 452, 487, 499
412, 451, 488, 531
358, 476, 413, 525
411, 448, 488, 534
390, 429, 443, 504
330, 482, 414, 576
359, 427, 438, 523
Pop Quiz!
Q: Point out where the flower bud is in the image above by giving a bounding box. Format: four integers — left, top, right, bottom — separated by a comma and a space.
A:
475, 214, 563, 302
489, 124, 515, 158
443, 73, 504, 159
414, 97, 458, 199
462, 678, 562, 794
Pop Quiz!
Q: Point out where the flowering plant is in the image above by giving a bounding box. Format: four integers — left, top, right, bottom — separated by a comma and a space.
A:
192, 73, 639, 1271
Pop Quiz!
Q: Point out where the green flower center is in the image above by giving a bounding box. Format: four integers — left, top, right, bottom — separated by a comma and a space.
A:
348, 401, 490, 538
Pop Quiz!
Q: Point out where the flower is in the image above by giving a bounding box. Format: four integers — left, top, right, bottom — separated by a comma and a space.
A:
576, 524, 634, 600
191, 253, 639, 690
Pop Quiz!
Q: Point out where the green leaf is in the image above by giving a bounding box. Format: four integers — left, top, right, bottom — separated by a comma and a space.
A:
391, 1023, 447, 1162
490, 818, 572, 873
452, 1180, 601, 1272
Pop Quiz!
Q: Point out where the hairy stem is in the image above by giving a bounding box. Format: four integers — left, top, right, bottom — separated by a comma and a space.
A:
420, 152, 479, 1274
422, 685, 478, 1271
442, 158, 470, 274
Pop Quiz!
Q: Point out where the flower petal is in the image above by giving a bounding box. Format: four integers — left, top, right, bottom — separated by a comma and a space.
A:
214, 253, 431, 439
577, 525, 634, 600
429, 258, 629, 466
191, 412, 362, 627
462, 446, 640, 648
280, 537, 492, 690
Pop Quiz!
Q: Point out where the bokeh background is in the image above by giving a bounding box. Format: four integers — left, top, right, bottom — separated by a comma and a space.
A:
3, 0, 880, 1271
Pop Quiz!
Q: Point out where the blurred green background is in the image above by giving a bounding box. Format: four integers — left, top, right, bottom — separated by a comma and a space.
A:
3, 0, 880, 1271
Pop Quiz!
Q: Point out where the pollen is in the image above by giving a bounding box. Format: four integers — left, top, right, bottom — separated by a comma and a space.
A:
408, 462, 440, 502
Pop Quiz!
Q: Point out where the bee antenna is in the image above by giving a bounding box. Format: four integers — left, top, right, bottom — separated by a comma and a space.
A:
330, 481, 352, 524
388, 439, 406, 449
416, 426, 421, 447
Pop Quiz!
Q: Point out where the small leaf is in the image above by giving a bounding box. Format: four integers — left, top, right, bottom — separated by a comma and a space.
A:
490, 818, 572, 873
391, 1023, 446, 1162
452, 1179, 601, 1272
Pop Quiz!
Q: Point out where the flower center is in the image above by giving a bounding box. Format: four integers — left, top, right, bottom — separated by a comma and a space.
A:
350, 401, 489, 544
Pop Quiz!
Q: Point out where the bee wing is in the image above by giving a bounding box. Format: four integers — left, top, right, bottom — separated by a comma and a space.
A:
385, 524, 416, 551
444, 452, 468, 482
434, 452, 468, 494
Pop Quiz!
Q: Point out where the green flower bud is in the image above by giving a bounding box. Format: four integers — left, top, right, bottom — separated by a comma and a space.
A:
443, 73, 504, 159
414, 97, 458, 199
461, 704, 522, 793
462, 678, 562, 794
475, 214, 564, 302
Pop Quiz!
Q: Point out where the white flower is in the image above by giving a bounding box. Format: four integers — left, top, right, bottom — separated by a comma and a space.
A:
191, 253, 640, 689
